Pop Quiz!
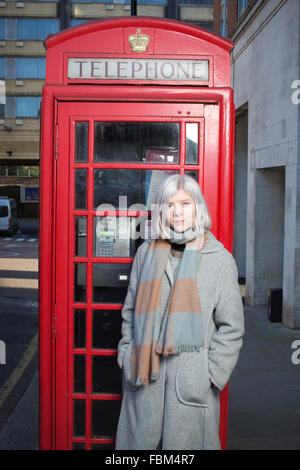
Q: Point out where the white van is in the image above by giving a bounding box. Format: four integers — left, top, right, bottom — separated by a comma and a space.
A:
0, 197, 18, 233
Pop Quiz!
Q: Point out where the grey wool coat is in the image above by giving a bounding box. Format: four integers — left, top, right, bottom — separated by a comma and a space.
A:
115, 231, 244, 450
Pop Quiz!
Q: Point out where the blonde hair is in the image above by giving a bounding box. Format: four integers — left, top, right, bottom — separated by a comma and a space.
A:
151, 174, 212, 239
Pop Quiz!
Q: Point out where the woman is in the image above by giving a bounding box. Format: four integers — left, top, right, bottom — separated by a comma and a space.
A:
115, 174, 244, 450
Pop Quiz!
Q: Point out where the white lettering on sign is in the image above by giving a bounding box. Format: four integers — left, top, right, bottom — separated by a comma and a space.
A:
68, 58, 209, 82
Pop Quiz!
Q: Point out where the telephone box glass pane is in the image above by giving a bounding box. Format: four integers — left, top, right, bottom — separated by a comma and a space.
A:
75, 122, 89, 163
93, 263, 131, 303
74, 309, 86, 349
94, 169, 178, 210
185, 123, 199, 164
75, 216, 87, 257
92, 310, 122, 349
91, 400, 121, 438
74, 355, 86, 393
73, 400, 85, 437
91, 444, 115, 450
75, 169, 87, 209
74, 263, 86, 303
94, 122, 179, 164
93, 217, 129, 258
185, 170, 198, 182
92, 356, 122, 394
73, 443, 85, 450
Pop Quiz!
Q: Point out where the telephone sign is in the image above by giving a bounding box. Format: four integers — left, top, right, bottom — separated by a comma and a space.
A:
68, 58, 209, 81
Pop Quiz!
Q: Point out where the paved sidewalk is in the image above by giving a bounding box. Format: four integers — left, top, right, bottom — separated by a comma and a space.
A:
227, 305, 300, 450
0, 304, 299, 450
0, 372, 38, 450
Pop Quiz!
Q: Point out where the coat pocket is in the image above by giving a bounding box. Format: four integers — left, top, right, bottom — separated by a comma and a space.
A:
175, 348, 211, 408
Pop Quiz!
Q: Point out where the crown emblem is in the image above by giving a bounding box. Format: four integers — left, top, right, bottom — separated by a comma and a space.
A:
128, 28, 150, 53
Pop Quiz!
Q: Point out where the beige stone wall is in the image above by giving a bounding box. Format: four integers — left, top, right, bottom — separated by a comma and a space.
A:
0, 176, 39, 185
180, 6, 213, 22
0, 41, 46, 57
5, 79, 44, 96
0, 118, 40, 160
72, 3, 164, 19
0, 2, 212, 167
0, 2, 57, 18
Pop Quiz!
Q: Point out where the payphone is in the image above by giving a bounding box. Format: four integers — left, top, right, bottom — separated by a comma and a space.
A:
95, 217, 130, 258
77, 216, 132, 303
39, 17, 235, 450
93, 217, 133, 303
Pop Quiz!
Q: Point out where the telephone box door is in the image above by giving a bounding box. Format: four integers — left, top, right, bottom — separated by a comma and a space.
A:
55, 100, 224, 450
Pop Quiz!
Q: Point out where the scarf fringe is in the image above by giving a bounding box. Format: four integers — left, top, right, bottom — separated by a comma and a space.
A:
127, 373, 161, 389
128, 345, 205, 389
156, 344, 203, 356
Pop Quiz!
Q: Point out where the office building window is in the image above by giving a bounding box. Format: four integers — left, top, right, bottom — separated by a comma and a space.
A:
17, 19, 59, 40
179, 1, 213, 4
0, 19, 4, 40
191, 21, 213, 31
238, 0, 249, 19
71, 0, 110, 2
4, 97, 16, 119
0, 58, 4, 79
4, 58, 16, 79
0, 71, 4, 118
137, 0, 167, 3
71, 19, 88, 27
220, 0, 228, 37
17, 58, 46, 79
16, 97, 41, 118
71, 0, 166, 3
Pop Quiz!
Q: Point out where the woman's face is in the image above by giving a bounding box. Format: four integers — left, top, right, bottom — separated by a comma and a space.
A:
167, 188, 196, 233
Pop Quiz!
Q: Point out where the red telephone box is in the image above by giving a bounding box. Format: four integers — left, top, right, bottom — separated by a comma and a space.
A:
39, 17, 235, 450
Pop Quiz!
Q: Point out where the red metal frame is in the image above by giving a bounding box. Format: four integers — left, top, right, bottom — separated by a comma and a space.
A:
67, 101, 217, 450
39, 17, 235, 451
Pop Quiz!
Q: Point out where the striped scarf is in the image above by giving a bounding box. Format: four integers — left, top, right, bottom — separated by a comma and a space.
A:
128, 231, 208, 388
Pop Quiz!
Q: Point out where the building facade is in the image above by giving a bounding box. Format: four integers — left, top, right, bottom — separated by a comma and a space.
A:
0, 0, 214, 216
224, 0, 300, 329
4, 0, 298, 329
